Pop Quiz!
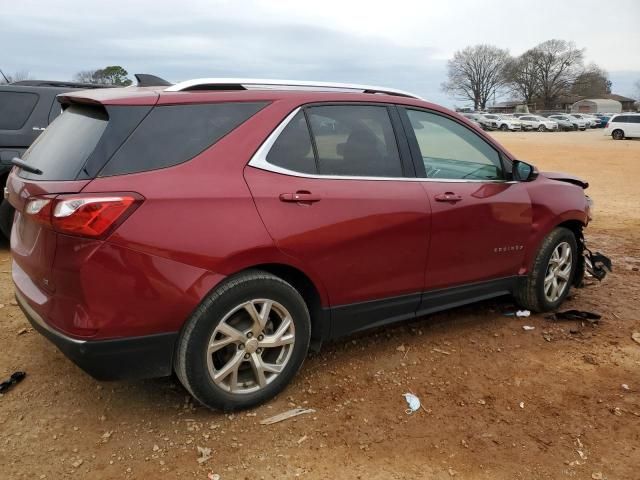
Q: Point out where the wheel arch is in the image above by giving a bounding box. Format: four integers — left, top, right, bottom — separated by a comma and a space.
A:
248, 263, 329, 348
522, 214, 586, 277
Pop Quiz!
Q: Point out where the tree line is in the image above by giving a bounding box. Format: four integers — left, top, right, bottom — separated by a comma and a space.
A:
443, 39, 614, 110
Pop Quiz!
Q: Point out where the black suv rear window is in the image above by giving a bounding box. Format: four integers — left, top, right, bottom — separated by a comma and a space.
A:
19, 104, 108, 180
100, 102, 267, 176
0, 91, 39, 130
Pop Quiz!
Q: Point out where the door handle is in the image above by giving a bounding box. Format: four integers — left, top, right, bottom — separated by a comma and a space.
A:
434, 192, 463, 203
279, 191, 321, 203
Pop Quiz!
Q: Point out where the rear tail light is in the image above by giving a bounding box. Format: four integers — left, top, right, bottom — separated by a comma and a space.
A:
24, 193, 142, 238
605, 122, 610, 128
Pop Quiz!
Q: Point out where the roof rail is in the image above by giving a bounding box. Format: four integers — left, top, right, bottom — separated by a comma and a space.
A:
164, 78, 421, 99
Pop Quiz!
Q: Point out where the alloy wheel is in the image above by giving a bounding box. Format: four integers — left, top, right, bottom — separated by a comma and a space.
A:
543, 242, 573, 303
206, 299, 295, 394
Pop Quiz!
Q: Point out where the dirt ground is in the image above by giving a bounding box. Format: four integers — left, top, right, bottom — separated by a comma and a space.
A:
1, 129, 639, 480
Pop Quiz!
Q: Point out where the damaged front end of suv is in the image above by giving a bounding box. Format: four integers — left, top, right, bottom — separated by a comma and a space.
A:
544, 172, 613, 286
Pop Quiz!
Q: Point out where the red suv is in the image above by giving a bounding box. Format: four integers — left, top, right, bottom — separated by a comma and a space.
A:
9, 79, 596, 410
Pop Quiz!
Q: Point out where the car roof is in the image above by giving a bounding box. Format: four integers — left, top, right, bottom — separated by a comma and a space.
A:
57, 84, 446, 112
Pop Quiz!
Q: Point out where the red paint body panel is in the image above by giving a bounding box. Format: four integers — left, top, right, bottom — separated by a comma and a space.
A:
8, 87, 590, 348
421, 181, 532, 290
244, 167, 430, 306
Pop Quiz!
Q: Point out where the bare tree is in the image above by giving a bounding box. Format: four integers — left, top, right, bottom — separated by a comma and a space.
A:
442, 45, 511, 110
530, 40, 584, 109
571, 64, 611, 97
0, 69, 32, 84
633, 80, 640, 101
504, 50, 540, 104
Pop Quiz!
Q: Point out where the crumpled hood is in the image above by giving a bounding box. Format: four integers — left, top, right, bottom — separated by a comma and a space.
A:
540, 171, 589, 189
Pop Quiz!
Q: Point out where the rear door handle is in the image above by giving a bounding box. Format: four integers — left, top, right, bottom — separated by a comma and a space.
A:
279, 191, 321, 203
434, 192, 463, 203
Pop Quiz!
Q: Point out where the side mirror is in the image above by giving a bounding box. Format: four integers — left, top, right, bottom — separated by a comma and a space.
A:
512, 160, 539, 182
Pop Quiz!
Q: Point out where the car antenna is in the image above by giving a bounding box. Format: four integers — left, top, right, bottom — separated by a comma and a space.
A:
0, 69, 10, 83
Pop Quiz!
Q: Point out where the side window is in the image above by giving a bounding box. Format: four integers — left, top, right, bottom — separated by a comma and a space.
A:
101, 102, 267, 176
631, 116, 640, 124
306, 105, 403, 177
48, 98, 63, 124
0, 91, 39, 130
266, 111, 316, 174
612, 116, 625, 123
405, 109, 503, 181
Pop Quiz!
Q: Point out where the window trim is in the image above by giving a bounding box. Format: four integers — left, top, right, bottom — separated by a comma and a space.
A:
251, 102, 414, 180
398, 106, 511, 182
248, 104, 515, 183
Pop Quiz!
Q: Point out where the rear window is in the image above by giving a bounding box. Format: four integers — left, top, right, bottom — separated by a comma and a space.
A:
100, 102, 267, 176
19, 105, 108, 180
0, 91, 39, 130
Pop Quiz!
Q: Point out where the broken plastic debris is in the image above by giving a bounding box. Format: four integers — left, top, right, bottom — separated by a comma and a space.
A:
260, 408, 315, 425
516, 310, 531, 317
207, 474, 221, 480
197, 446, 212, 464
622, 384, 630, 391
0, 371, 26, 394
632, 332, 640, 346
403, 393, 421, 414
522, 325, 535, 331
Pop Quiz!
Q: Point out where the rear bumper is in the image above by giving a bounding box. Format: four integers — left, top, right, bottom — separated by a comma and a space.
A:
16, 289, 177, 380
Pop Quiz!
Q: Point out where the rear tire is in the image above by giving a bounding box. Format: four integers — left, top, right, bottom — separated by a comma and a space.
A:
175, 270, 311, 411
500, 124, 509, 131
612, 129, 624, 140
514, 227, 578, 312
0, 199, 15, 240
537, 125, 546, 132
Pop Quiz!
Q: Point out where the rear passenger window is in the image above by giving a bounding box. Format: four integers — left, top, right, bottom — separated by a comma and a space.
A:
266, 111, 316, 174
0, 91, 39, 130
306, 105, 403, 177
612, 116, 627, 123
101, 102, 267, 176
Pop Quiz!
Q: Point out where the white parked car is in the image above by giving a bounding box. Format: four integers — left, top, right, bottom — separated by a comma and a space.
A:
482, 114, 522, 131
518, 115, 559, 132
604, 113, 640, 140
571, 113, 599, 128
549, 115, 587, 131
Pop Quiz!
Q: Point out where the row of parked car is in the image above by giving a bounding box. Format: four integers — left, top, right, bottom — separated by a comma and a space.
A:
461, 111, 613, 132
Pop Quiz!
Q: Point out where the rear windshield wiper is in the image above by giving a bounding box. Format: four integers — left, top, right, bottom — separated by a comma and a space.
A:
11, 157, 42, 175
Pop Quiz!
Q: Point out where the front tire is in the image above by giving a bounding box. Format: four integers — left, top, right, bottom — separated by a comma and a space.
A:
500, 124, 509, 131
538, 125, 546, 132
175, 270, 311, 411
612, 129, 624, 140
514, 227, 578, 312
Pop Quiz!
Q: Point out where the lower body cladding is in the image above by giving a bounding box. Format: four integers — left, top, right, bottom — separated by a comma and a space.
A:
17, 289, 176, 380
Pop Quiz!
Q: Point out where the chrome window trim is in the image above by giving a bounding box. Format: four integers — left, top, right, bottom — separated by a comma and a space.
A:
247, 107, 515, 184
166, 78, 421, 99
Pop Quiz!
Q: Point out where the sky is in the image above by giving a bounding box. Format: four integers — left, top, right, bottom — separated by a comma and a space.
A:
2, 0, 639, 107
